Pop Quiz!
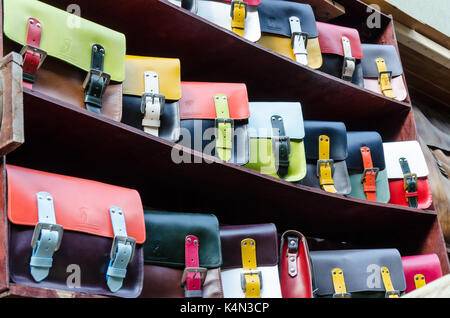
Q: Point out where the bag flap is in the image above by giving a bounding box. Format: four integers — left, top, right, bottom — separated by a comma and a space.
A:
6, 164, 145, 244
383, 141, 429, 179
310, 249, 406, 296
3, 0, 126, 82
361, 44, 403, 78
179, 82, 250, 120
346, 131, 386, 171
303, 121, 348, 161
258, 1, 318, 38
248, 102, 305, 139
402, 254, 442, 285
123, 55, 181, 100
317, 22, 363, 59
220, 223, 278, 269
143, 210, 222, 268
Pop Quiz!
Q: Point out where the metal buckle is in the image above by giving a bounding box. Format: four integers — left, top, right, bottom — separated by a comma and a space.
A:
385, 290, 400, 298
378, 70, 393, 82
230, 0, 248, 18
82, 69, 111, 90
31, 222, 64, 251
403, 172, 418, 190
342, 56, 356, 81
180, 267, 208, 287
215, 117, 234, 127
361, 167, 380, 183
240, 270, 263, 292
272, 135, 291, 154
110, 235, 136, 262
290, 31, 309, 49
316, 159, 334, 177
333, 292, 351, 298
20, 45, 48, 70
140, 93, 166, 114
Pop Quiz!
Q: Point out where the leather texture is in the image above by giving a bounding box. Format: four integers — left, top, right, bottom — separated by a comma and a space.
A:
122, 96, 181, 143
310, 249, 406, 297
123, 55, 181, 100
140, 265, 224, 298
7, 164, 146, 243
319, 54, 364, 87
303, 121, 348, 161
9, 225, 143, 298
143, 210, 222, 268
179, 82, 249, 120
363, 77, 407, 102
280, 230, 313, 298
383, 141, 429, 179
401, 254, 443, 294
348, 169, 390, 203
298, 161, 351, 195
388, 177, 432, 209
316, 22, 363, 59
346, 132, 386, 171
361, 44, 403, 78
3, 0, 125, 82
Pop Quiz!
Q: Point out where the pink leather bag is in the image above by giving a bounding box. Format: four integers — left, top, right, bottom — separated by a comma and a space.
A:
401, 254, 443, 293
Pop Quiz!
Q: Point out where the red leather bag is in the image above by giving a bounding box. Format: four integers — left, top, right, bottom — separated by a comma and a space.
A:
402, 254, 443, 294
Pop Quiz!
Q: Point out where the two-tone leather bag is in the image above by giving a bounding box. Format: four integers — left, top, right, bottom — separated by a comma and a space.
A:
361, 44, 407, 101
383, 141, 432, 209
257, 1, 321, 68
140, 211, 223, 298
402, 254, 443, 294
316, 22, 364, 87
121, 55, 182, 142
169, 0, 262, 42
346, 132, 390, 203
244, 102, 306, 182
310, 249, 406, 298
2, 0, 126, 121
279, 230, 313, 298
220, 223, 282, 298
7, 164, 145, 297
177, 82, 250, 165
298, 121, 350, 194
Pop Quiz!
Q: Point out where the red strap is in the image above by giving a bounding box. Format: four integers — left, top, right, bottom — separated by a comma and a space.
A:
405, 192, 418, 198
185, 235, 201, 294
360, 147, 377, 202
22, 18, 43, 84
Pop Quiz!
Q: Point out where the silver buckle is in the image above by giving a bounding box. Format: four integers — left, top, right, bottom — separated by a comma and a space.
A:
240, 270, 263, 292
378, 70, 393, 81
110, 235, 136, 262
140, 93, 166, 114
180, 267, 208, 287
360, 167, 380, 183
230, 0, 248, 18
342, 56, 356, 81
31, 222, 64, 251
82, 69, 111, 89
385, 290, 400, 298
20, 44, 47, 70
333, 292, 351, 298
316, 159, 334, 177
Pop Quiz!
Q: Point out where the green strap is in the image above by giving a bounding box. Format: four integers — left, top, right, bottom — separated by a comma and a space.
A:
399, 157, 418, 208
84, 44, 110, 114
214, 94, 233, 162
271, 115, 290, 179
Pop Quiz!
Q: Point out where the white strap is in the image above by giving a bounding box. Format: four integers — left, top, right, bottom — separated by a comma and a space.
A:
289, 16, 308, 65
142, 71, 163, 136
341, 36, 356, 81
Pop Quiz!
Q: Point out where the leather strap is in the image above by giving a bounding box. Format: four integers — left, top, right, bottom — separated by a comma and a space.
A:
141, 71, 165, 137
289, 16, 308, 65
360, 147, 378, 201
21, 18, 46, 88
317, 135, 337, 193
341, 36, 356, 81
106, 206, 136, 293
414, 274, 426, 289
241, 238, 261, 298
381, 266, 400, 298
286, 236, 298, 277
271, 115, 290, 179
184, 235, 203, 298
331, 268, 351, 298
399, 157, 418, 208
376, 58, 396, 99
230, 1, 247, 37
83, 44, 111, 114
214, 94, 233, 162
30, 192, 63, 282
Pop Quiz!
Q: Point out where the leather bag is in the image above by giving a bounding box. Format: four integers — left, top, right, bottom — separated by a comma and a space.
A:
257, 0, 322, 69
7, 164, 145, 297
383, 141, 432, 209
219, 223, 282, 298
317, 22, 364, 87
140, 210, 223, 298
345, 131, 390, 203
310, 249, 406, 298
169, 0, 262, 42
177, 82, 250, 165
279, 230, 313, 298
121, 55, 182, 142
244, 102, 306, 182
401, 254, 443, 294
361, 44, 407, 101
298, 121, 351, 194
2, 0, 126, 121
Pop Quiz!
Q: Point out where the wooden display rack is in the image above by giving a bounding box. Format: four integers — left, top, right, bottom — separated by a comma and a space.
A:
0, 0, 448, 298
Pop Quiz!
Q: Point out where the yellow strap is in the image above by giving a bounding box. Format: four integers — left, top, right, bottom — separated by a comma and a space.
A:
331, 268, 349, 297
414, 274, 426, 289
241, 238, 261, 298
231, 2, 246, 36
376, 58, 396, 99
214, 94, 232, 162
381, 266, 399, 298
318, 135, 337, 193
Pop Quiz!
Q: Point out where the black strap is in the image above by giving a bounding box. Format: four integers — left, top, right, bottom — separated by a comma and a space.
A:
399, 157, 418, 208
84, 44, 109, 114
287, 236, 299, 254
271, 115, 290, 179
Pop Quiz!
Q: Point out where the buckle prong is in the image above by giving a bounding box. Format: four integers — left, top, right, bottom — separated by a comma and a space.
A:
181, 267, 207, 287
31, 222, 64, 251
110, 235, 136, 262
